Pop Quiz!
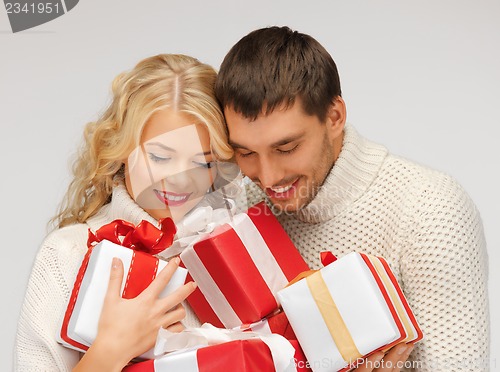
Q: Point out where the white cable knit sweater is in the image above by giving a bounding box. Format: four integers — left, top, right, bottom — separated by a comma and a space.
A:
244, 125, 490, 371
14, 181, 203, 371
15, 125, 489, 371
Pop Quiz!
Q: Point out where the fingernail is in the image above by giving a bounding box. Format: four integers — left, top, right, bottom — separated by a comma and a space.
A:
112, 257, 120, 269
398, 345, 409, 355
373, 353, 384, 362
174, 257, 180, 265
191, 281, 198, 289
405, 345, 414, 356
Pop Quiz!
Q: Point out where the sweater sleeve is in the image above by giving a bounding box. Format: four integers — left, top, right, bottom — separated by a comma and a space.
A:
14, 235, 83, 371
400, 175, 489, 371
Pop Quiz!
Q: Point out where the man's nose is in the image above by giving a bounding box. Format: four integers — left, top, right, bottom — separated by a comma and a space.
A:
256, 156, 285, 188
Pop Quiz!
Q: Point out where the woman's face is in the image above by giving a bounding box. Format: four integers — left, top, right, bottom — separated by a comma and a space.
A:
125, 109, 216, 223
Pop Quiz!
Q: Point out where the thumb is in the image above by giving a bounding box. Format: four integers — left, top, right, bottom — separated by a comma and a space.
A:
105, 257, 124, 301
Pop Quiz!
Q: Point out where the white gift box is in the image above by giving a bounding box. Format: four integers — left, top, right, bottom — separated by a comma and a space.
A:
58, 239, 187, 358
277, 252, 422, 372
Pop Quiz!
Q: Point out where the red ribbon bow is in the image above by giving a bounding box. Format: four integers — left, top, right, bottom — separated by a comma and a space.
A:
320, 251, 337, 266
87, 218, 177, 255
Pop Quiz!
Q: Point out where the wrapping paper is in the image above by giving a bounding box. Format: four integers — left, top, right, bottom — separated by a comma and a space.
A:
58, 239, 187, 356
277, 252, 423, 372
124, 338, 310, 372
238, 310, 296, 340
152, 323, 295, 367
181, 202, 309, 328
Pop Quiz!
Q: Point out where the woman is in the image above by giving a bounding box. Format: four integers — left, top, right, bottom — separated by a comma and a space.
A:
15, 54, 235, 371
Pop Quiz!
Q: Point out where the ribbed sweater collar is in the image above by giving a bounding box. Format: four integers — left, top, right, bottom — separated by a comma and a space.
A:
294, 125, 388, 223
86, 180, 157, 233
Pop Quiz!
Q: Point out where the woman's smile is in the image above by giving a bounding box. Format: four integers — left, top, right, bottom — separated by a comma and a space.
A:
153, 189, 193, 207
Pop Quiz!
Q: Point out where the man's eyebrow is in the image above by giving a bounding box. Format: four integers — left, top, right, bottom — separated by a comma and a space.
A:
228, 140, 248, 150
194, 151, 212, 156
269, 133, 304, 147
229, 133, 304, 150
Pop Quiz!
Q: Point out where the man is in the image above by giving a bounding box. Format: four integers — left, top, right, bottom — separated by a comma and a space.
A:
215, 26, 489, 371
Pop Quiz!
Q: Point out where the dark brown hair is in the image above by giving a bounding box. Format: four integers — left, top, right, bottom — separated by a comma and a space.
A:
215, 26, 342, 122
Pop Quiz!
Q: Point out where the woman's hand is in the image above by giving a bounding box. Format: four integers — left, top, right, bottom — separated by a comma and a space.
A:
353, 343, 414, 372
74, 256, 196, 372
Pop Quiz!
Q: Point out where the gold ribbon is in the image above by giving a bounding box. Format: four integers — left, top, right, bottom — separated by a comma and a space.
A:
306, 271, 363, 363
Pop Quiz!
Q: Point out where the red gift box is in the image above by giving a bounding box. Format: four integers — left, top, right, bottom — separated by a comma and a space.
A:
180, 202, 309, 328
123, 339, 311, 372
241, 310, 296, 341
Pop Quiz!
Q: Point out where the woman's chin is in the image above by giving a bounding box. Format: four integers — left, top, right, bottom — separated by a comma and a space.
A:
145, 199, 200, 224
144, 207, 173, 222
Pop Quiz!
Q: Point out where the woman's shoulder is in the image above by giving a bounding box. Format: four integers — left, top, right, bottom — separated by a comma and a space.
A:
37, 223, 91, 276
43, 223, 90, 250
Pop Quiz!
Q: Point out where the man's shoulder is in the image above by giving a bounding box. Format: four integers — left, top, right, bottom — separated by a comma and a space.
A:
382, 154, 475, 209
384, 153, 457, 186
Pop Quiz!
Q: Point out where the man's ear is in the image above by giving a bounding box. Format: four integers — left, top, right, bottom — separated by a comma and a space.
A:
326, 96, 346, 140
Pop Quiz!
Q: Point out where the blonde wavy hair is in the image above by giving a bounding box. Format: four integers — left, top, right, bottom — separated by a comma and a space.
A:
53, 54, 233, 228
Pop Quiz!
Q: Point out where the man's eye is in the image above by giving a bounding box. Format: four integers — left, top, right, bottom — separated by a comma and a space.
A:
277, 144, 299, 154
148, 153, 171, 163
238, 151, 255, 158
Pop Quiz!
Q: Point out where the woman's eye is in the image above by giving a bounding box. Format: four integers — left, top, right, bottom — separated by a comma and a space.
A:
148, 153, 171, 163
194, 161, 215, 169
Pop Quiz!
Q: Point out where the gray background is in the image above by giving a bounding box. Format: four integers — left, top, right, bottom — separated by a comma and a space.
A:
1, 0, 498, 370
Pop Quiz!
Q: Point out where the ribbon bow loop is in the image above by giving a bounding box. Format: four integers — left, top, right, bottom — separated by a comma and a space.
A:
285, 250, 338, 287
87, 218, 177, 255
320, 250, 337, 266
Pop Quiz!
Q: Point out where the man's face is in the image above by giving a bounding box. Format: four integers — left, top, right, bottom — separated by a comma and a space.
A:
225, 100, 344, 213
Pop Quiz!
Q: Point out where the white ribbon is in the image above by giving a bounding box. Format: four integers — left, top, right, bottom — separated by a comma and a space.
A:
180, 213, 289, 328
180, 244, 242, 328
227, 214, 289, 303
154, 323, 297, 372
235, 316, 274, 335
159, 201, 236, 259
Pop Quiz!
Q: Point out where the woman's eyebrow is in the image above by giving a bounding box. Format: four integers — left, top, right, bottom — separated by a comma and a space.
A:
145, 142, 176, 152
146, 142, 211, 157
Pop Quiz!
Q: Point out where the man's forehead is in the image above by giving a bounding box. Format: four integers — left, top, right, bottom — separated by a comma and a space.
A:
224, 99, 305, 121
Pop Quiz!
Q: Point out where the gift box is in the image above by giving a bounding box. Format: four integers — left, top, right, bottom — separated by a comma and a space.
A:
239, 310, 296, 340
58, 219, 187, 358
277, 252, 423, 372
181, 202, 309, 328
123, 339, 311, 372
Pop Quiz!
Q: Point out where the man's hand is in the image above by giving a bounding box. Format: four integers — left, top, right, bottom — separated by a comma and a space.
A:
353, 343, 414, 372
